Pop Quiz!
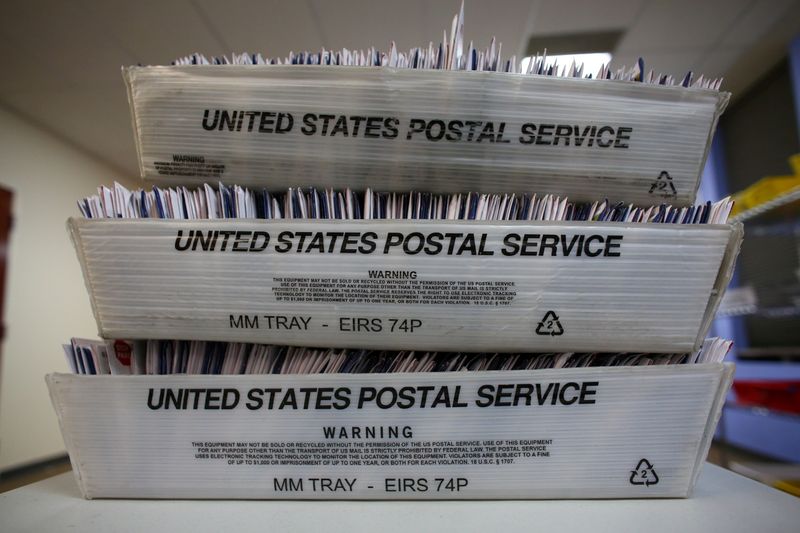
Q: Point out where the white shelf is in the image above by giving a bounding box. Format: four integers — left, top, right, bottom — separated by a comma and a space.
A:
1, 464, 799, 532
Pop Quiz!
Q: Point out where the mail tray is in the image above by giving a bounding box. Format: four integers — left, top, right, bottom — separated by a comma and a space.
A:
125, 66, 729, 206
47, 363, 734, 499
69, 218, 742, 353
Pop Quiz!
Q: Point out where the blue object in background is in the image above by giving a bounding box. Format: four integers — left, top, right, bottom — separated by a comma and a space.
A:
706, 34, 800, 462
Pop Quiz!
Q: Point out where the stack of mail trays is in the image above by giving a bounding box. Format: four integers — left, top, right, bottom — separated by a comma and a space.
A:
50, 5, 742, 500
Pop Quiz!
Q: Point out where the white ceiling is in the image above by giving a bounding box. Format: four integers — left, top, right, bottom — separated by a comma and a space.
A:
1, 0, 799, 178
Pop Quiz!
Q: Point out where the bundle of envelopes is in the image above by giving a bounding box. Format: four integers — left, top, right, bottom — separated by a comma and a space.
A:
65, 337, 734, 376
50, 2, 740, 500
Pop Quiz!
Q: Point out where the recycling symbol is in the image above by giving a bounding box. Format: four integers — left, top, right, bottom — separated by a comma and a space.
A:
648, 171, 678, 197
629, 458, 659, 487
535, 310, 564, 336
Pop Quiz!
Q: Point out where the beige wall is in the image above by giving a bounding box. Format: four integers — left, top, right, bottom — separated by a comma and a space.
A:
0, 106, 135, 470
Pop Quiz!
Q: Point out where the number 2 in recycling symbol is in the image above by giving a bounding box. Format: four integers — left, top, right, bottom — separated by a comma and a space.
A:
648, 171, 677, 197
629, 458, 659, 487
535, 310, 564, 336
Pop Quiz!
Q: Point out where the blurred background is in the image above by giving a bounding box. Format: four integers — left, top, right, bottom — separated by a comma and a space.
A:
0, 0, 799, 493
